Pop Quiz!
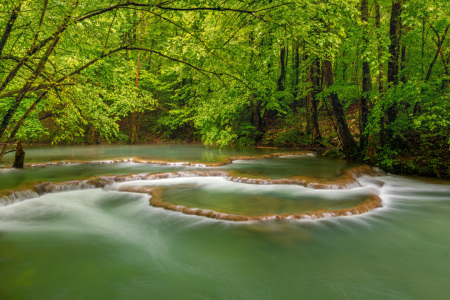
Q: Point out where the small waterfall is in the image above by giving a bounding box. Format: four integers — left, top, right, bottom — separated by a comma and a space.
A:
305, 182, 362, 189
35, 180, 101, 193
50, 182, 96, 192
190, 163, 207, 167
167, 162, 189, 166
114, 174, 149, 182
0, 190, 39, 205
224, 176, 363, 190
226, 176, 301, 185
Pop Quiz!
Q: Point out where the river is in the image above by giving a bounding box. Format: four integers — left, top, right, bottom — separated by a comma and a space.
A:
0, 144, 449, 299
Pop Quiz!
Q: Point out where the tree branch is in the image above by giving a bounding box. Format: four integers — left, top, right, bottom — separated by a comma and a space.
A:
75, 1, 150, 22
0, 83, 74, 99
155, 4, 257, 14
0, 2, 23, 57
124, 46, 211, 79
0, 0, 79, 140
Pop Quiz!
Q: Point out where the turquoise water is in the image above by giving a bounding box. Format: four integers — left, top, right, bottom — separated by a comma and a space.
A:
115, 177, 373, 215
222, 155, 360, 179
1, 145, 449, 299
0, 145, 355, 190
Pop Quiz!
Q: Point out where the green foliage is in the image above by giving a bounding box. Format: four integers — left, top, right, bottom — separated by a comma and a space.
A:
193, 86, 256, 147
368, 79, 449, 145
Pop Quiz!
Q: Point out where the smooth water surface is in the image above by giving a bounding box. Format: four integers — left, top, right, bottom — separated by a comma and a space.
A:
0, 144, 285, 164
1, 145, 449, 299
223, 155, 361, 179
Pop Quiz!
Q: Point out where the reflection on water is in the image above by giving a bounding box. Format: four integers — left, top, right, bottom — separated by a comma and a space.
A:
0, 145, 450, 299
0, 144, 283, 164
224, 155, 359, 179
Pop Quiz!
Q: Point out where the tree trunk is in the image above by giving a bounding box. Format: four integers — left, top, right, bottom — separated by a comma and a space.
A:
426, 24, 449, 82
0, 2, 22, 57
277, 46, 286, 92
132, 10, 143, 145
292, 40, 300, 110
375, 0, 384, 94
360, 0, 372, 152
308, 57, 321, 144
12, 141, 25, 168
90, 126, 95, 144
251, 99, 263, 132
131, 109, 136, 144
374, 0, 386, 145
386, 0, 403, 143
323, 59, 359, 160
388, 0, 402, 86
400, 44, 407, 84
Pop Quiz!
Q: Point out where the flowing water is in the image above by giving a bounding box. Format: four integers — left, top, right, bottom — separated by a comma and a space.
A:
0, 145, 449, 299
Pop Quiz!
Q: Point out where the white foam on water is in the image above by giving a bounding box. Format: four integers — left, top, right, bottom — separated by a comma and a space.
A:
279, 153, 315, 158
113, 176, 378, 201
0, 190, 172, 262
230, 159, 254, 164
167, 162, 189, 166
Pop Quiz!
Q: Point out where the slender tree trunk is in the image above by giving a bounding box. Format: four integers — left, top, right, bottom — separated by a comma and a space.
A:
132, 10, 143, 144
342, 50, 347, 82
426, 24, 449, 81
400, 0, 409, 85
360, 0, 372, 152
388, 0, 402, 86
304, 54, 312, 136
323, 59, 359, 160
374, 0, 386, 145
292, 40, 300, 110
400, 45, 407, 84
421, 16, 426, 80
251, 98, 263, 132
277, 46, 286, 92
426, 48, 441, 82
308, 57, 321, 144
386, 0, 403, 143
90, 126, 95, 144
375, 0, 384, 94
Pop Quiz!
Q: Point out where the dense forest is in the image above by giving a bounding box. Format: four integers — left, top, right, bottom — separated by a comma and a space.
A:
0, 0, 449, 177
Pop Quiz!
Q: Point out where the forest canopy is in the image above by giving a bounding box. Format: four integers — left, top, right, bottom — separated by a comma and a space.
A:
0, 0, 449, 177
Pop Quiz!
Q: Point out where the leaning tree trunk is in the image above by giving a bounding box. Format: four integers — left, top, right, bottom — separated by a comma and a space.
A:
0, 2, 22, 57
323, 59, 359, 160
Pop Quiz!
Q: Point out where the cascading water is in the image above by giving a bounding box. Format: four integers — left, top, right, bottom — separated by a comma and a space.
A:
0, 145, 449, 299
